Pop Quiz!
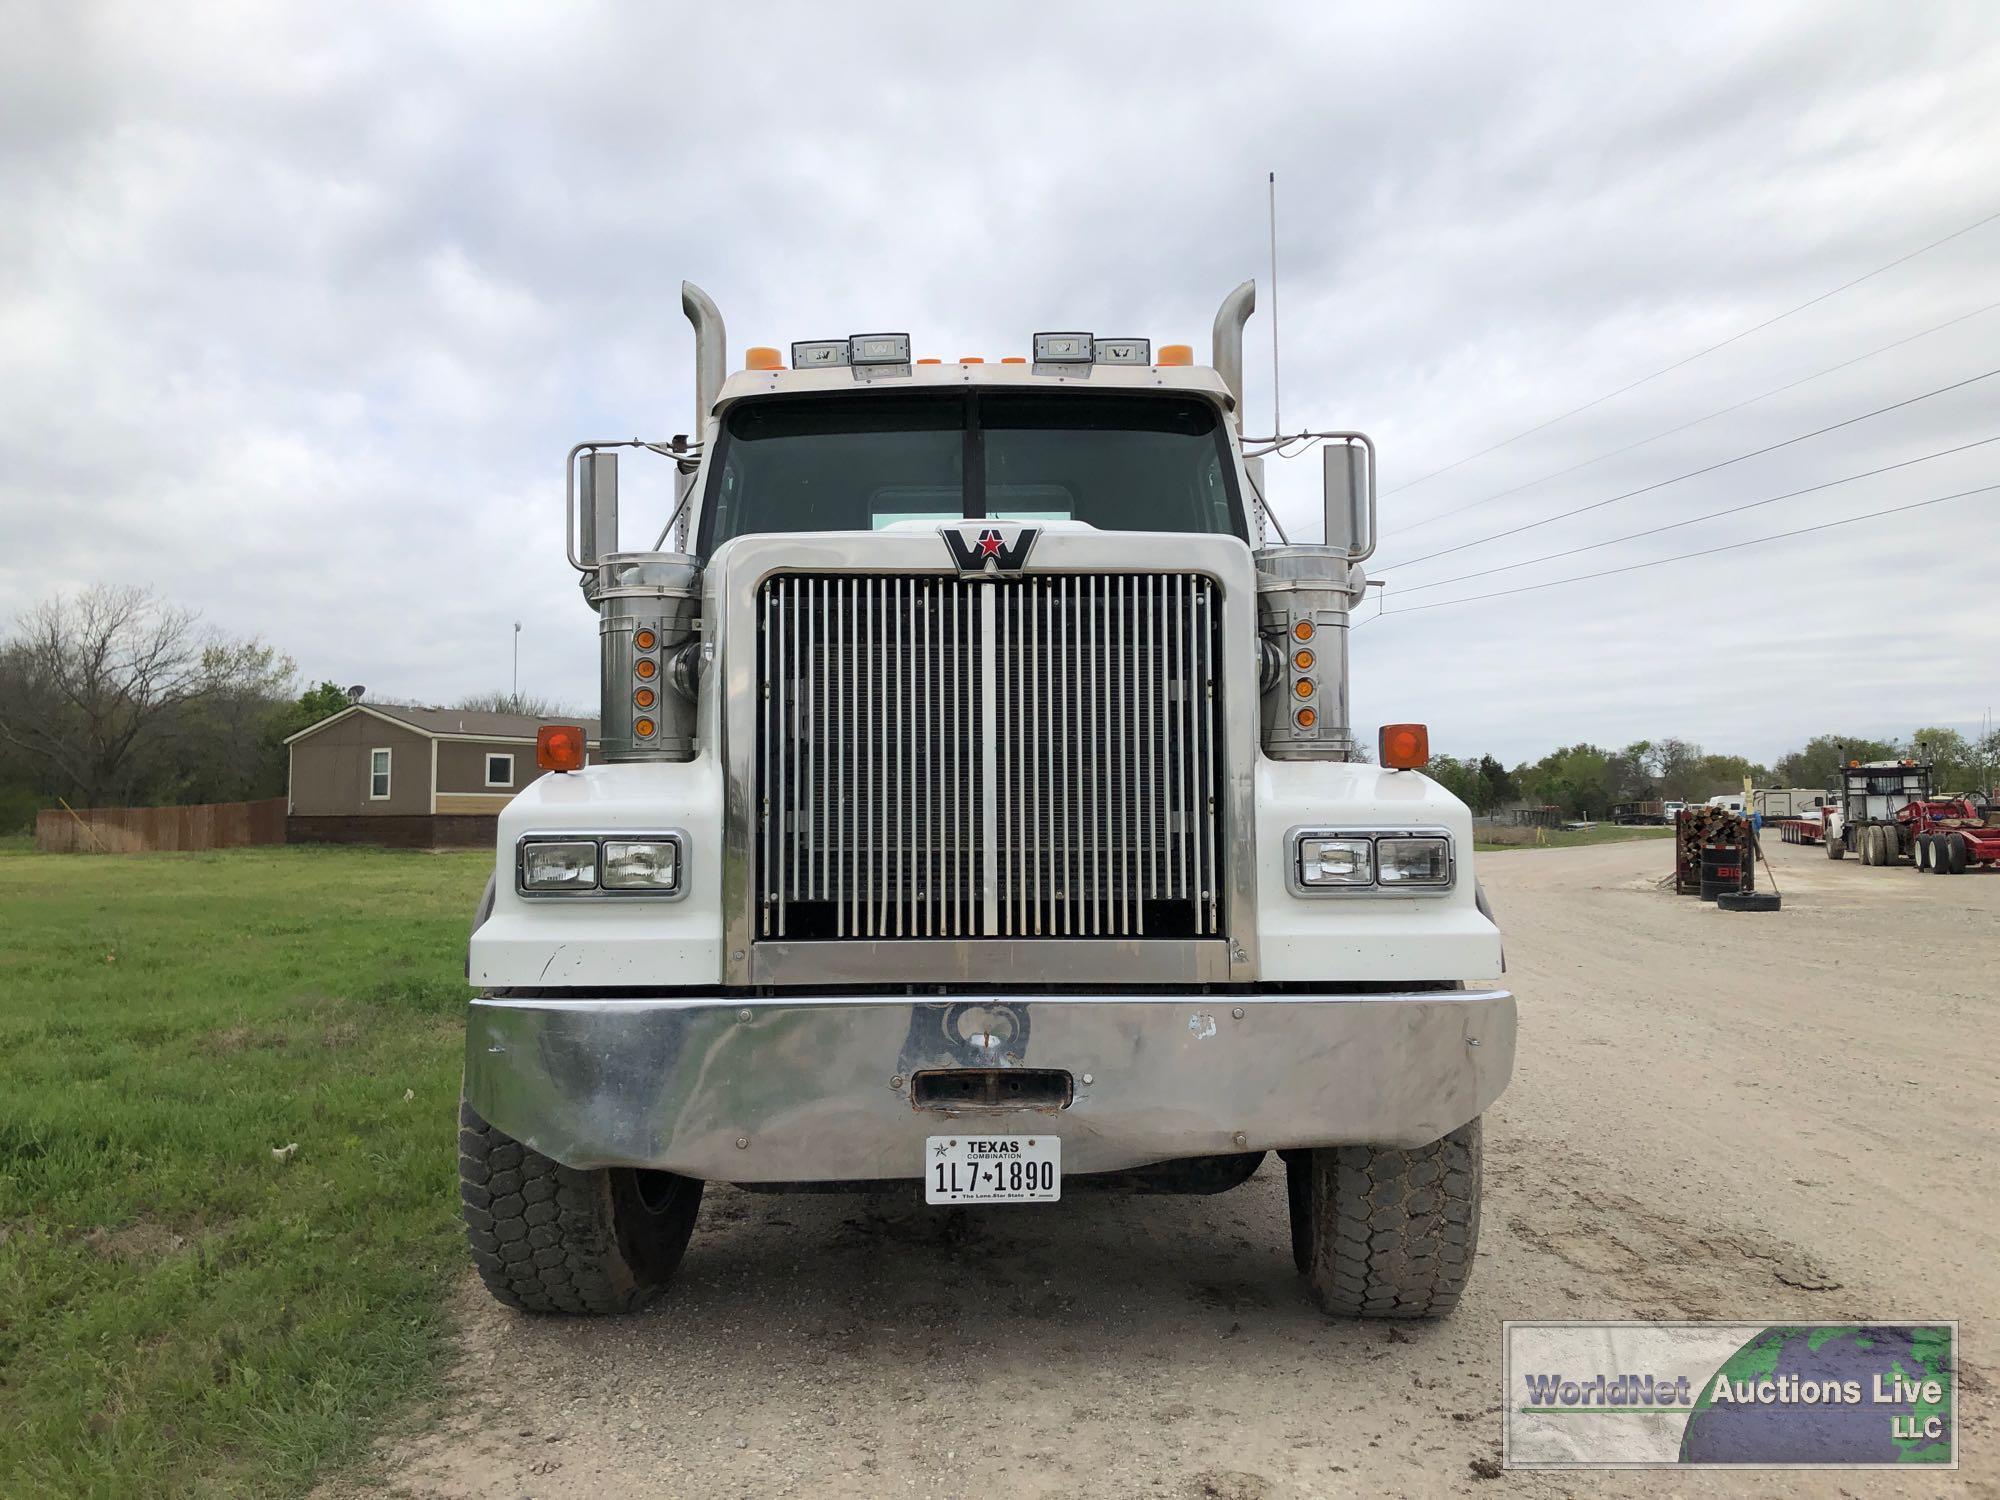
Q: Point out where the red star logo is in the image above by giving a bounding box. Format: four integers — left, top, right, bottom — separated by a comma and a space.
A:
976, 531, 1004, 558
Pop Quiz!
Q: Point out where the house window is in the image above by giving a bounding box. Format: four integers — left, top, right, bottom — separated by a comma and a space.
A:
484, 753, 514, 788
369, 748, 392, 800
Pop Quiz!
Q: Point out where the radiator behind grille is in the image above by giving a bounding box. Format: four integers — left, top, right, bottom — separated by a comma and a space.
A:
758, 572, 1222, 940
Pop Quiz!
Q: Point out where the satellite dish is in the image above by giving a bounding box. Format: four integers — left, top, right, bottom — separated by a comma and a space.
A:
346, 684, 366, 702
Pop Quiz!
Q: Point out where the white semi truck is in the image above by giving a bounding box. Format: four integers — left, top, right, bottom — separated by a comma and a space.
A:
459, 283, 1515, 1319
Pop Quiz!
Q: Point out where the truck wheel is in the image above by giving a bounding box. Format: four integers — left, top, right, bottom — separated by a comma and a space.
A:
1859, 827, 1876, 865
1827, 830, 1843, 860
1883, 825, 1904, 864
1285, 1118, 1481, 1319
1947, 832, 1970, 874
459, 1096, 703, 1315
1915, 834, 1931, 872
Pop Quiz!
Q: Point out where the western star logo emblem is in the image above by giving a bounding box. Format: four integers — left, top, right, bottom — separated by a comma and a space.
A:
943, 524, 1039, 574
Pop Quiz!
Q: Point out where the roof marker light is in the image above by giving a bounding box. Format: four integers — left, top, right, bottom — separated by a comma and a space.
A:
959, 356, 984, 364
745, 346, 784, 370
1032, 332, 1093, 363
1380, 723, 1431, 770
1158, 344, 1193, 366
849, 333, 911, 365
1001, 356, 1026, 364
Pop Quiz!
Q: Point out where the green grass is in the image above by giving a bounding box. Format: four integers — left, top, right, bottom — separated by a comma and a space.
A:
0, 844, 490, 1498
1474, 823, 1676, 852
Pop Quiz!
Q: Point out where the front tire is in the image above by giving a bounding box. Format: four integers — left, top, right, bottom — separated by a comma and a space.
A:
459, 1096, 703, 1314
1285, 1118, 1482, 1318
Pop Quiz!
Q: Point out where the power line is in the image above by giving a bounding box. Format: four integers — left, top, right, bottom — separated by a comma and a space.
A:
1384, 296, 2000, 540
1391, 434, 2000, 595
1377, 365, 2000, 574
1369, 482, 2000, 617
1382, 206, 2000, 498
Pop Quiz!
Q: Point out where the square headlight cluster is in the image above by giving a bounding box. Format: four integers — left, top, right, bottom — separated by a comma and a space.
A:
1292, 831, 1453, 895
518, 833, 684, 898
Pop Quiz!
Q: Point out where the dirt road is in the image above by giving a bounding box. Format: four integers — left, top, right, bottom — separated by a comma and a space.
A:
357, 838, 1996, 1498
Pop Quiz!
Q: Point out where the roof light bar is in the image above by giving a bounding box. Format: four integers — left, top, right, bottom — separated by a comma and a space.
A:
791, 340, 850, 368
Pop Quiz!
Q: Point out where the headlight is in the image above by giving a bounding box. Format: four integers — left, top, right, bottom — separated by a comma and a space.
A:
603, 839, 679, 892
1288, 829, 1455, 896
516, 832, 686, 898
1377, 835, 1452, 887
1298, 835, 1374, 886
520, 839, 598, 891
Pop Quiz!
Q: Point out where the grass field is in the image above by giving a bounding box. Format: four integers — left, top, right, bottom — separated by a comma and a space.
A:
1473, 823, 1675, 852
0, 843, 489, 1498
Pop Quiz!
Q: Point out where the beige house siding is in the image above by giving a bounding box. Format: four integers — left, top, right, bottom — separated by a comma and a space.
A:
289, 714, 431, 816
436, 739, 539, 795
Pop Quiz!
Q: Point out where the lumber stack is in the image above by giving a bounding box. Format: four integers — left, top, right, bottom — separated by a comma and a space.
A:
1674, 806, 1755, 895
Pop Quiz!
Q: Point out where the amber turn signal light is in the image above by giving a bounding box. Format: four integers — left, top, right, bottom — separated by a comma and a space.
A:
633, 717, 657, 738
536, 724, 587, 773
1295, 706, 1317, 729
634, 686, 656, 709
1380, 722, 1430, 770
1293, 678, 1314, 699
634, 628, 657, 651
634, 657, 657, 680
1292, 619, 1314, 642
1293, 648, 1315, 671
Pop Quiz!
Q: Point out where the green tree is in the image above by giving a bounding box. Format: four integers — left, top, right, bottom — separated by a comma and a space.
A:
1521, 743, 1615, 819
1908, 727, 1975, 792
1476, 754, 1515, 812
1427, 753, 1482, 810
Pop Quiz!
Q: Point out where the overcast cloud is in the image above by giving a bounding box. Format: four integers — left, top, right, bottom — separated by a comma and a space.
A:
4, 1, 1997, 766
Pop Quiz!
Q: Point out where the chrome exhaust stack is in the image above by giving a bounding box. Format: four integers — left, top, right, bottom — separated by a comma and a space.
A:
682, 281, 727, 429
1211, 279, 1255, 434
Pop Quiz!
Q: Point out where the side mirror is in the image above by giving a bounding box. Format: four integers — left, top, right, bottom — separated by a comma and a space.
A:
577, 450, 620, 565
1321, 435, 1376, 561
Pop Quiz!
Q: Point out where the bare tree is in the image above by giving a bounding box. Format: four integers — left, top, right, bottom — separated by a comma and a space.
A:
0, 586, 293, 808
454, 690, 577, 718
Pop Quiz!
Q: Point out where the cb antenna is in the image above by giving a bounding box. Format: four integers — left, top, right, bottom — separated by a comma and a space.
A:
1268, 170, 1282, 440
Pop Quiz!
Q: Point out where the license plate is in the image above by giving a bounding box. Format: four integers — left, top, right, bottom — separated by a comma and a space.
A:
925, 1134, 1061, 1204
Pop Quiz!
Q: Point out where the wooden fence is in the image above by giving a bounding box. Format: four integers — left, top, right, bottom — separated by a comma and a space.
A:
35, 797, 288, 854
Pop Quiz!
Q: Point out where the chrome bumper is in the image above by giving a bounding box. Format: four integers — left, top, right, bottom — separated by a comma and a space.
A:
463, 988, 1516, 1181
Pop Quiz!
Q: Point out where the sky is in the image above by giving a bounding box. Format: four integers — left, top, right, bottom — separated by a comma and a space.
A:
4, 1, 1998, 767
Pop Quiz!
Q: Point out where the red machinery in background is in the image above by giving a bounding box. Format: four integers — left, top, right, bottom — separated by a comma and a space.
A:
1903, 797, 2000, 874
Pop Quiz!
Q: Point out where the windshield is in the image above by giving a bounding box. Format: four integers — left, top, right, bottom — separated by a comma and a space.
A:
696, 391, 1243, 554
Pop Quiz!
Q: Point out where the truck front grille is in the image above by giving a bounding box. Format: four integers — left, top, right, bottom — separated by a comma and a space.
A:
757, 572, 1222, 939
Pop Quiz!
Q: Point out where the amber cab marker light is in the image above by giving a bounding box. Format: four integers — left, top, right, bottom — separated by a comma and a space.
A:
1158, 344, 1193, 366
536, 724, 587, 773
1380, 722, 1431, 770
745, 346, 784, 370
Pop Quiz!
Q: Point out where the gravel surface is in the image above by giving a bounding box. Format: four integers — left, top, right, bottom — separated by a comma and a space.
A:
344, 838, 1997, 1498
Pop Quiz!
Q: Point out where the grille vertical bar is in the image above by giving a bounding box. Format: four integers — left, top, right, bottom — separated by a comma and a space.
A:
758, 572, 1221, 940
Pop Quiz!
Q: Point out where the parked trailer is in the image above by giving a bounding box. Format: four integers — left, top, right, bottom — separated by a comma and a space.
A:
1754, 786, 1829, 821
1777, 811, 1827, 845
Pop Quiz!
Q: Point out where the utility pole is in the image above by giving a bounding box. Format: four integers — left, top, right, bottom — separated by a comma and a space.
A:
512, 621, 522, 707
